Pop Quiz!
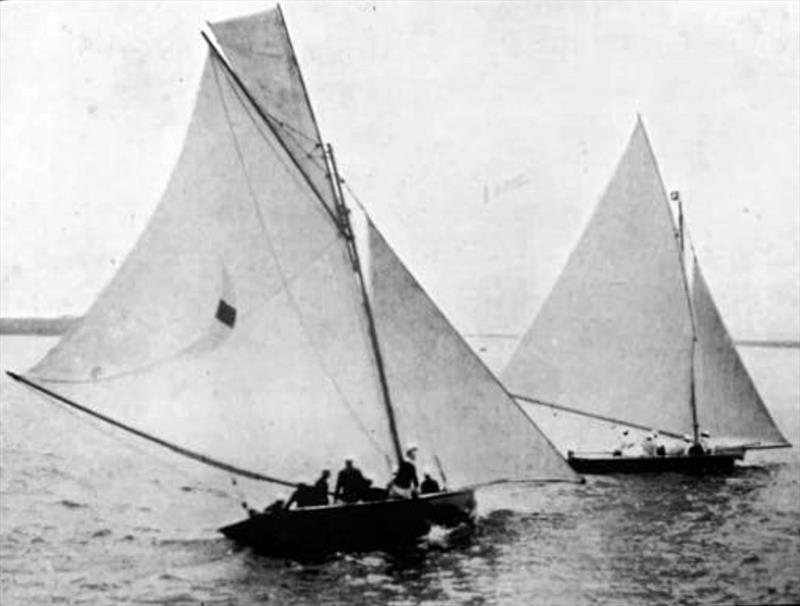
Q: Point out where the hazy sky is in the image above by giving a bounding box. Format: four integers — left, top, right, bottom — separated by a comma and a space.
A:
1, 1, 798, 340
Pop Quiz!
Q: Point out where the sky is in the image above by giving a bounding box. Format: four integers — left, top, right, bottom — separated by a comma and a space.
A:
1, 1, 798, 341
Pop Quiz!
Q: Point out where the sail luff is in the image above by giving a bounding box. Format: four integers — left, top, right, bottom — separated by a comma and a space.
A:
201, 31, 340, 232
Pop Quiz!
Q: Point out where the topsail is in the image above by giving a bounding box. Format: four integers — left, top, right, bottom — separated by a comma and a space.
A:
16, 7, 576, 500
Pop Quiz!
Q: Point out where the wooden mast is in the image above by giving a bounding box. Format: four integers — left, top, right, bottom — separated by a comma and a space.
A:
273, 9, 403, 464
325, 144, 405, 466
672, 190, 700, 444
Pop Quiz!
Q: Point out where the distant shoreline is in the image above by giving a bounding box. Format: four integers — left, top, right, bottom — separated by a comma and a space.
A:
735, 340, 800, 349
464, 333, 800, 349
0, 317, 78, 336
2, 319, 799, 348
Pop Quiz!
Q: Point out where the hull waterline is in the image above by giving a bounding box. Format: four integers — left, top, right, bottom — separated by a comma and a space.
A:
567, 451, 744, 475
219, 489, 476, 557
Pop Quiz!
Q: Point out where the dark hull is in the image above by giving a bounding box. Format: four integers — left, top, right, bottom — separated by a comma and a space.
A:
219, 489, 476, 557
567, 452, 744, 475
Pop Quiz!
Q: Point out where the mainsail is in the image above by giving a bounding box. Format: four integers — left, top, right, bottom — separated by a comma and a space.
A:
502, 118, 788, 449
15, 8, 576, 496
502, 119, 696, 437
26, 52, 394, 484
368, 222, 577, 484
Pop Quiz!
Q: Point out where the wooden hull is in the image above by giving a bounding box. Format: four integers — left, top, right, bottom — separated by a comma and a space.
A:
567, 451, 745, 475
219, 489, 476, 557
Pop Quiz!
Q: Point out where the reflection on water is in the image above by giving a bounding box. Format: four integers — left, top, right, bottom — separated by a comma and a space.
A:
1, 337, 798, 605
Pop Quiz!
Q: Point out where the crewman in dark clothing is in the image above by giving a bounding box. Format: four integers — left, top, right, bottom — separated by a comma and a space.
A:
420, 472, 440, 494
389, 445, 419, 498
285, 470, 330, 509
310, 469, 330, 506
285, 484, 312, 509
335, 458, 366, 503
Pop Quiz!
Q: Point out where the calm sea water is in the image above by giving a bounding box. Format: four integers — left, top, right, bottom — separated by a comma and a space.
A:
1, 336, 798, 605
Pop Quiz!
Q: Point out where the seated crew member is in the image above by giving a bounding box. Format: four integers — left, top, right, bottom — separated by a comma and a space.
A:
285, 484, 313, 509
641, 430, 659, 457
335, 458, 366, 503
310, 469, 331, 506
285, 470, 330, 509
420, 472, 441, 494
613, 429, 636, 456
389, 444, 419, 499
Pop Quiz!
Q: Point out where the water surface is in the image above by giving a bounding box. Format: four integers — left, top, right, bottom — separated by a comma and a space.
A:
1, 336, 798, 605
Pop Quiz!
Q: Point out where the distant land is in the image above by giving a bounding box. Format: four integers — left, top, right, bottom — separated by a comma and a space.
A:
464, 333, 800, 350
0, 316, 79, 336
1, 320, 799, 349
734, 339, 800, 349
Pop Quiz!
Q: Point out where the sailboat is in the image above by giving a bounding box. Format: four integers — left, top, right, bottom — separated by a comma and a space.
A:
501, 117, 790, 474
6, 6, 576, 556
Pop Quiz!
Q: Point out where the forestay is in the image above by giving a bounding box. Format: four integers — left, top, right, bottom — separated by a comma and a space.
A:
502, 119, 696, 437
27, 53, 396, 484
368, 222, 578, 485
693, 260, 788, 446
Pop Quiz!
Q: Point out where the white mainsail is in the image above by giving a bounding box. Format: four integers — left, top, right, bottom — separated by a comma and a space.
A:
693, 260, 789, 446
502, 119, 696, 437
367, 222, 577, 484
27, 52, 394, 485
502, 118, 787, 449
19, 8, 576, 496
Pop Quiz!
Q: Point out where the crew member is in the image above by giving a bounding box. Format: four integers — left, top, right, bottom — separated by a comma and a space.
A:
389, 444, 419, 498
310, 469, 331, 506
335, 458, 366, 503
420, 472, 441, 494
285, 469, 330, 509
641, 430, 659, 456
613, 429, 636, 456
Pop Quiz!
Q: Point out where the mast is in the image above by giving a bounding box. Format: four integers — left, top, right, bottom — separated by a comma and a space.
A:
325, 143, 404, 466
672, 190, 700, 443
